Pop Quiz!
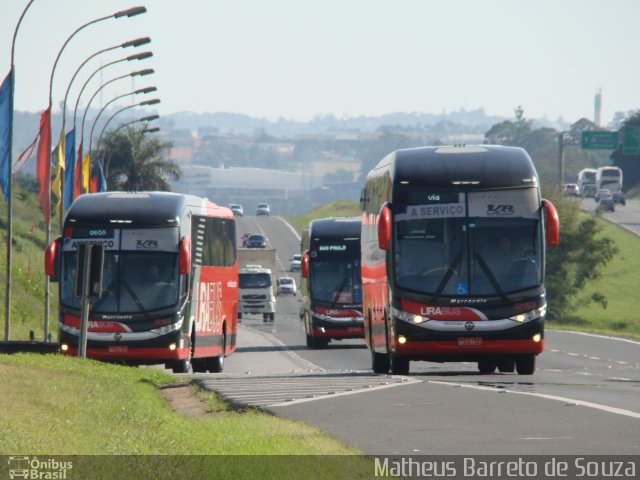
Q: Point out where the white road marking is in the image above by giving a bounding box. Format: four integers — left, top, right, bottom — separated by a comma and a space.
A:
428, 380, 640, 420
556, 330, 640, 346
276, 216, 301, 241
269, 377, 421, 407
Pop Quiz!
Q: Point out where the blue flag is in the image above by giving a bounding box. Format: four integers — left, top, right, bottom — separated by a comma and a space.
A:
63, 129, 75, 208
0, 70, 12, 202
96, 162, 107, 192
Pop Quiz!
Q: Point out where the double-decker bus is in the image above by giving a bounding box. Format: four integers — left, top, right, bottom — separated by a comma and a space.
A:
361, 145, 559, 375
596, 166, 623, 193
577, 168, 597, 197
45, 192, 238, 373
300, 217, 364, 348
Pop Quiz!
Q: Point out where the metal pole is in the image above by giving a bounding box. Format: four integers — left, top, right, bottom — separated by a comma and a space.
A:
5, 0, 36, 341
78, 244, 92, 358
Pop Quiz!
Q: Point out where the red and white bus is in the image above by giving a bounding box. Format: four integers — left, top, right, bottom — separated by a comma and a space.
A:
300, 217, 364, 348
45, 192, 238, 373
361, 145, 559, 375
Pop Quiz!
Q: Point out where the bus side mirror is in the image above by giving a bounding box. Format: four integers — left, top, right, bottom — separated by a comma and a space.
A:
179, 236, 191, 274
301, 251, 309, 279
378, 203, 392, 251
45, 236, 61, 281
542, 199, 560, 248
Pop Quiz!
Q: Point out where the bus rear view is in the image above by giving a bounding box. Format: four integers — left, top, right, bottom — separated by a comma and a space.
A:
361, 145, 559, 375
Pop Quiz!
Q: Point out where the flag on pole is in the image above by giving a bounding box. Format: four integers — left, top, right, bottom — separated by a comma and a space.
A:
36, 107, 52, 222
51, 128, 65, 213
96, 162, 107, 192
63, 129, 75, 209
0, 70, 12, 202
74, 142, 82, 199
81, 152, 90, 193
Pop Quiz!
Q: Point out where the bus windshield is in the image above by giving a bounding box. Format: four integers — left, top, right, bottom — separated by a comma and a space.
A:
393, 189, 542, 297
310, 259, 362, 304
61, 252, 179, 313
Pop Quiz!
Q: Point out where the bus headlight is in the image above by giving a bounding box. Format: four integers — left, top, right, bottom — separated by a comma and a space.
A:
532, 334, 542, 343
392, 307, 429, 324
150, 318, 183, 336
398, 336, 407, 344
509, 305, 546, 323
60, 344, 69, 352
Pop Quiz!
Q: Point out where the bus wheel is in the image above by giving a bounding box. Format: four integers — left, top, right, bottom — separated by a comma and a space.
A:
269, 313, 275, 322
238, 312, 242, 320
516, 354, 536, 375
497, 358, 515, 373
477, 359, 496, 374
389, 353, 409, 375
191, 358, 207, 373
371, 350, 390, 374
263, 313, 270, 322
207, 333, 226, 373
172, 357, 191, 374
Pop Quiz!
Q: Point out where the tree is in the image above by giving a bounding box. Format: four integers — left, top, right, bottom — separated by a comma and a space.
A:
542, 189, 618, 321
610, 109, 640, 192
98, 127, 180, 192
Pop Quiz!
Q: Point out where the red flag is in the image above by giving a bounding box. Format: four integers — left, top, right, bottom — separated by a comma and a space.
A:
90, 174, 98, 193
74, 141, 82, 199
36, 107, 52, 222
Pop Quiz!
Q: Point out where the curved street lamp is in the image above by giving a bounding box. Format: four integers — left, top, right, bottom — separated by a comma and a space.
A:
89, 86, 158, 158
98, 114, 159, 153
99, 99, 161, 180
72, 51, 153, 134
44, 6, 147, 343
4, 0, 36, 340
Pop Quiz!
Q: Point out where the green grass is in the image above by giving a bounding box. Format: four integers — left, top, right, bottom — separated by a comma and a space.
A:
286, 200, 359, 233
553, 215, 640, 337
0, 353, 372, 478
0, 182, 60, 341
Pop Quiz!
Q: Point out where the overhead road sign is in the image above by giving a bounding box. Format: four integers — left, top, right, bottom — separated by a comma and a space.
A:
622, 126, 640, 155
581, 131, 619, 150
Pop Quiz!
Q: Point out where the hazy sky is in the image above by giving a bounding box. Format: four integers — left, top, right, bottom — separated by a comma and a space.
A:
1, 0, 638, 125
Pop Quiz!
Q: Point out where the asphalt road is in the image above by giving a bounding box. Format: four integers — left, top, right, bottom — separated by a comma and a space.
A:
580, 197, 640, 237
192, 214, 640, 456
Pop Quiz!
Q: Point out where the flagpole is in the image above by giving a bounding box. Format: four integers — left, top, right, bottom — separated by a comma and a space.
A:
4, 0, 36, 341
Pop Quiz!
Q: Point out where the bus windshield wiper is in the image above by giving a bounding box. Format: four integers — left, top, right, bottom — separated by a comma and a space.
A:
431, 252, 462, 303
121, 280, 150, 320
474, 253, 508, 302
329, 273, 352, 308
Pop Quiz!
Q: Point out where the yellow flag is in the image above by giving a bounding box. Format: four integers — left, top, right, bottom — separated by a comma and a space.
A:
82, 152, 91, 193
52, 128, 65, 212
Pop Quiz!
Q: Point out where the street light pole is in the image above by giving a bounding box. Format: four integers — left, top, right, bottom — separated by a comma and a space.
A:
43, 6, 148, 342
4, 0, 36, 341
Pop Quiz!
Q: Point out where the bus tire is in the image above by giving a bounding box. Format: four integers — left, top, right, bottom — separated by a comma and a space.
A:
478, 359, 496, 374
208, 333, 226, 373
237, 312, 242, 320
371, 350, 390, 374
263, 313, 270, 322
171, 357, 191, 374
497, 358, 515, 373
191, 358, 207, 373
389, 353, 409, 375
270, 313, 275, 322
516, 354, 536, 375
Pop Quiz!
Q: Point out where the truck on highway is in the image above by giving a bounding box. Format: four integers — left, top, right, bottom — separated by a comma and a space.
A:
237, 248, 277, 322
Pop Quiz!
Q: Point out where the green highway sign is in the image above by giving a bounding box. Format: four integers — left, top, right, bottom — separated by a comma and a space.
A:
581, 131, 619, 150
622, 126, 640, 155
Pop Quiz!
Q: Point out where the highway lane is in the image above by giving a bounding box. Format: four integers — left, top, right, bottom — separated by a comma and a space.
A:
196, 214, 640, 456
580, 197, 640, 237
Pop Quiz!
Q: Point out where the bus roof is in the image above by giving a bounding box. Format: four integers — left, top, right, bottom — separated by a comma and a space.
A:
369, 145, 539, 190
65, 192, 231, 226
309, 216, 361, 241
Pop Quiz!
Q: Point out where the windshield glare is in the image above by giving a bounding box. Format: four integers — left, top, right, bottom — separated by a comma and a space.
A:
310, 259, 362, 304
240, 273, 271, 288
61, 252, 179, 313
393, 189, 542, 297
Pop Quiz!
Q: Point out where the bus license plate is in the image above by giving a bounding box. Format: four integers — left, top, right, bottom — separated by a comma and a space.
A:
108, 346, 128, 353
458, 337, 482, 347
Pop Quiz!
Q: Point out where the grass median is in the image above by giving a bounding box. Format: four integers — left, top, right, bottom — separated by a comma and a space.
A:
0, 353, 372, 478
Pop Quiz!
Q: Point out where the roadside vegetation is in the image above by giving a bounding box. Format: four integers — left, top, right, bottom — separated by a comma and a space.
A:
0, 353, 371, 477
286, 200, 359, 232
